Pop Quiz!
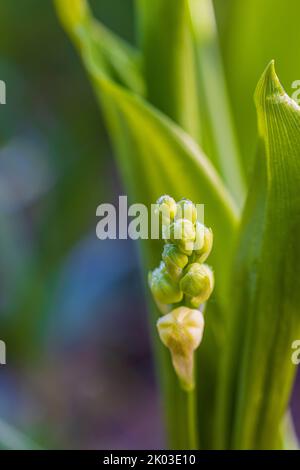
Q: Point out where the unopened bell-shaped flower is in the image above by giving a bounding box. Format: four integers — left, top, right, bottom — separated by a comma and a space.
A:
194, 224, 213, 263
180, 263, 214, 308
149, 262, 183, 305
156, 195, 177, 227
169, 218, 196, 255
175, 198, 197, 224
162, 244, 189, 280
157, 307, 205, 390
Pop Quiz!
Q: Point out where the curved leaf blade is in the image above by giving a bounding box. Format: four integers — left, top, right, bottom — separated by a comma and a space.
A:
55, 0, 145, 95
135, 0, 201, 142
217, 61, 300, 449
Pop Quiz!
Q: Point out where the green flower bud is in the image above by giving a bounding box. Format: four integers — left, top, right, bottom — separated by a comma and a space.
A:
180, 263, 214, 306
185, 294, 207, 309
175, 198, 197, 224
149, 262, 183, 305
162, 244, 189, 280
193, 221, 205, 253
169, 218, 196, 255
156, 195, 177, 227
194, 225, 213, 263
157, 307, 205, 390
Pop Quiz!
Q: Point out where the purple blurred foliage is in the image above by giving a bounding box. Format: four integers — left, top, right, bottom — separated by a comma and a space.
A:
0, 232, 166, 449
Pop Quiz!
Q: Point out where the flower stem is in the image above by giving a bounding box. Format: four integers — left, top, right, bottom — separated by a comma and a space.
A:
187, 388, 198, 449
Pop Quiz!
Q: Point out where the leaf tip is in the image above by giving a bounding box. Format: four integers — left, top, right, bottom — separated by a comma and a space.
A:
254, 60, 285, 109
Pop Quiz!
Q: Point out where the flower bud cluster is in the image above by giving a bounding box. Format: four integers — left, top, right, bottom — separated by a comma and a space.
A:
149, 195, 214, 391
149, 195, 214, 309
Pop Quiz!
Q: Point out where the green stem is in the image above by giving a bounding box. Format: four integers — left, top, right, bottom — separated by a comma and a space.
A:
186, 389, 198, 449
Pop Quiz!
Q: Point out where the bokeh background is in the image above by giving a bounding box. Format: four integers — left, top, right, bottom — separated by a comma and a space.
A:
0, 0, 299, 449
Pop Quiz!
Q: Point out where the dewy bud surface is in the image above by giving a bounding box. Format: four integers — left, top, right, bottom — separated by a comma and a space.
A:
169, 218, 196, 254
156, 195, 177, 227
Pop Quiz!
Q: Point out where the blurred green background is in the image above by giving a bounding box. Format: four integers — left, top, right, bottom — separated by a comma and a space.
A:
0, 0, 299, 449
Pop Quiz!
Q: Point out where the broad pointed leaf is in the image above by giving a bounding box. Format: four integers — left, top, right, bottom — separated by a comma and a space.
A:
217, 62, 300, 449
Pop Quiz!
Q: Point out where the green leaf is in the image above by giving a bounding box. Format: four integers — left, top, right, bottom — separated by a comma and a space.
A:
217, 61, 300, 449
188, 0, 245, 205
55, 0, 239, 449
215, 0, 300, 173
135, 0, 201, 142
55, 0, 145, 95
136, 0, 245, 206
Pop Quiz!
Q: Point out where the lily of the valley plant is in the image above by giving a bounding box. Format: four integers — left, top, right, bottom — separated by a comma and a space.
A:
55, 0, 300, 450
149, 196, 214, 391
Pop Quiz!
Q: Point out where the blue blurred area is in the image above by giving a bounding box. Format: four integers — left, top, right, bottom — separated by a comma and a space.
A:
48, 237, 138, 341
0, 0, 164, 449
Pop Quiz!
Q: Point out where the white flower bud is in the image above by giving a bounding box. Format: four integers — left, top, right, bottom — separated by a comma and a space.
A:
194, 225, 213, 263
169, 218, 196, 255
155, 195, 177, 227
175, 198, 197, 224
157, 307, 205, 390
